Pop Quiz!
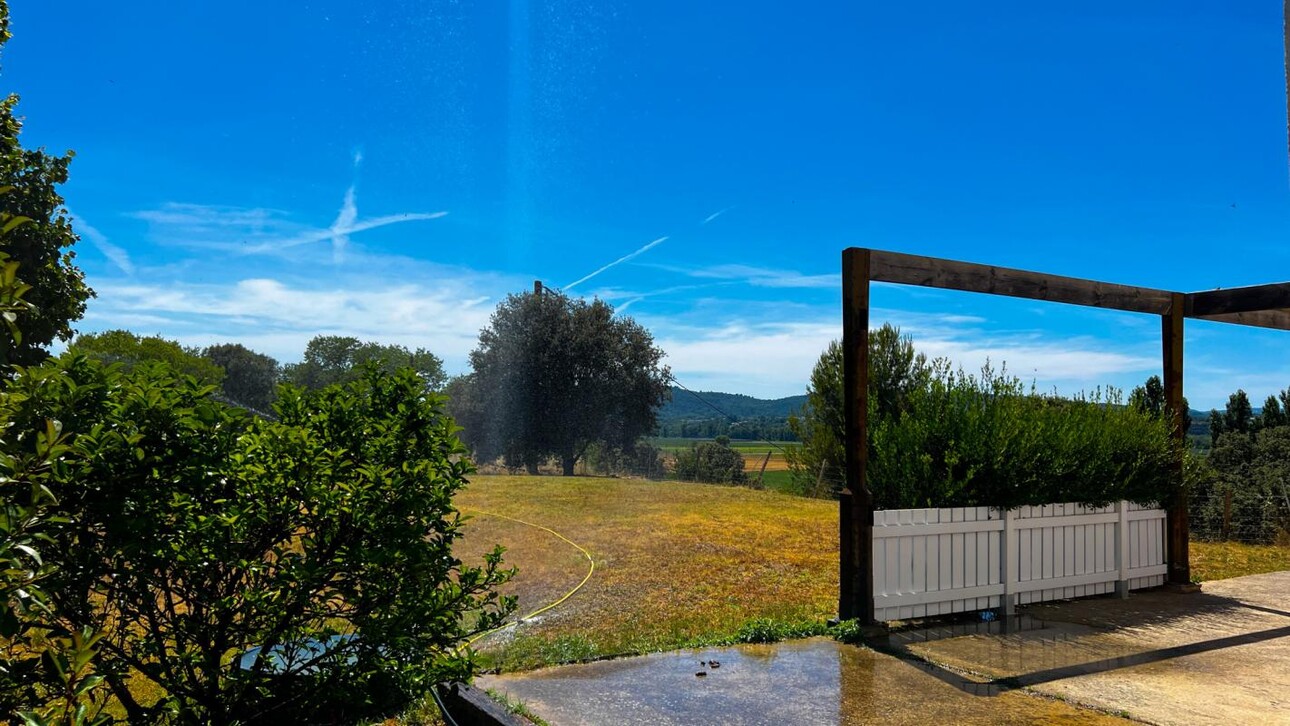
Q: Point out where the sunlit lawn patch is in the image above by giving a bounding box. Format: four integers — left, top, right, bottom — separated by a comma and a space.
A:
455, 475, 838, 672
1189, 540, 1290, 582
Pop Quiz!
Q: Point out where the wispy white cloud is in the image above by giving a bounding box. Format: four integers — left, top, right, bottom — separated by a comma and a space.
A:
67, 210, 134, 275
591, 282, 731, 313
564, 235, 669, 290
647, 262, 835, 289
329, 186, 359, 262
84, 256, 517, 370
651, 307, 1157, 399
697, 264, 835, 289
701, 207, 732, 225
130, 188, 447, 258
353, 148, 364, 168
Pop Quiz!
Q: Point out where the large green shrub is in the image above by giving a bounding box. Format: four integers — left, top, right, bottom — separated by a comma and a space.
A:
673, 440, 747, 485
868, 366, 1177, 509
787, 328, 1180, 509
3, 358, 514, 724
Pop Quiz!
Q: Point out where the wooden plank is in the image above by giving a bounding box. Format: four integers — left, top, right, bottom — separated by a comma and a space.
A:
886, 535, 900, 596
1042, 526, 1054, 580
1126, 508, 1167, 522
913, 532, 927, 594
1019, 528, 1031, 581
926, 532, 940, 592
899, 536, 913, 595
1011, 511, 1120, 529
1075, 525, 1086, 575
872, 519, 1004, 537
977, 531, 990, 587
939, 535, 953, 591
1127, 564, 1169, 579
1012, 569, 1119, 593
841, 248, 873, 621
1190, 309, 1290, 331
871, 537, 884, 595
865, 249, 1173, 314
1064, 526, 1076, 577
874, 582, 1005, 608
1187, 281, 1290, 316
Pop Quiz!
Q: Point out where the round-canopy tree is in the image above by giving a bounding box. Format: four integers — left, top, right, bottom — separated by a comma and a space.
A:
460, 288, 670, 475
204, 342, 280, 412
283, 335, 447, 392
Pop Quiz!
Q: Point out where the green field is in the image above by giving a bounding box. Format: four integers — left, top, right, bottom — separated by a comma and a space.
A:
648, 437, 799, 453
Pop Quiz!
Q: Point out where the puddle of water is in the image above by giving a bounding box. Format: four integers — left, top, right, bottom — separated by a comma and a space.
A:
478, 637, 1127, 725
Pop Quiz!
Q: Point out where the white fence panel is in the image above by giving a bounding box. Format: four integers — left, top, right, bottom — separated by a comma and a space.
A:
872, 500, 1167, 622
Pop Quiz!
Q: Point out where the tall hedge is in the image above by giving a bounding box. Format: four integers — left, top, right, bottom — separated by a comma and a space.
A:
868, 364, 1179, 510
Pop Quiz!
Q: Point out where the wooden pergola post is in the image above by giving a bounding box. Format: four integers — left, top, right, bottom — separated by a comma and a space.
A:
1162, 292, 1191, 585
839, 248, 873, 622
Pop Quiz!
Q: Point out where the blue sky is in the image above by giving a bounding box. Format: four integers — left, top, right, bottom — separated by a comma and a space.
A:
5, 1, 1288, 405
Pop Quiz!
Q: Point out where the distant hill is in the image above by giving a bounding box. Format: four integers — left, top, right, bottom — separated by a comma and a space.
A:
660, 387, 806, 421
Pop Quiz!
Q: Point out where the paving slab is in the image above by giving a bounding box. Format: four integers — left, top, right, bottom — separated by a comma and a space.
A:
478, 637, 1127, 725
909, 570, 1290, 725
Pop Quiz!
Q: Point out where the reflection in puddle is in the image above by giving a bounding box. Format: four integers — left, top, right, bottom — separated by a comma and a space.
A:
479, 636, 1128, 725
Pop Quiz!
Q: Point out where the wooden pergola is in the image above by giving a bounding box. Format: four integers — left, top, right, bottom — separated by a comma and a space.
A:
839, 248, 1290, 622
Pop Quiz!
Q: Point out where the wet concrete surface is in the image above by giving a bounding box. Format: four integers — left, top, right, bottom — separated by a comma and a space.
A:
910, 571, 1290, 725
478, 637, 1127, 725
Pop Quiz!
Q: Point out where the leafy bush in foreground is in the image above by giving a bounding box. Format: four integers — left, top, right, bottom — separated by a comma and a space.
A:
3, 358, 514, 724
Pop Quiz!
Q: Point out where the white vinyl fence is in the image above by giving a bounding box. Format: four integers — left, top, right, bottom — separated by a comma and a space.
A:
872, 501, 1167, 622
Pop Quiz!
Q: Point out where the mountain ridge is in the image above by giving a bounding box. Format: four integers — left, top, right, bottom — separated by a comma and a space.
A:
660, 386, 807, 421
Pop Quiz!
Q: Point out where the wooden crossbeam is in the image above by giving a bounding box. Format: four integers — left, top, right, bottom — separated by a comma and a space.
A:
867, 249, 1174, 315
1187, 309, 1290, 332
1187, 282, 1290, 317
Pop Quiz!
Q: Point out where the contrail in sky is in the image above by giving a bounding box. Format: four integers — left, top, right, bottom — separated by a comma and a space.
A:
701, 207, 732, 224
565, 235, 669, 290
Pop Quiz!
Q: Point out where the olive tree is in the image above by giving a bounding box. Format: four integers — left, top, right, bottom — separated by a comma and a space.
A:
459, 288, 670, 475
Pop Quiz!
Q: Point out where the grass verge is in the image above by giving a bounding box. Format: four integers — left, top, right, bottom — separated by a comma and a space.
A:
1189, 540, 1290, 582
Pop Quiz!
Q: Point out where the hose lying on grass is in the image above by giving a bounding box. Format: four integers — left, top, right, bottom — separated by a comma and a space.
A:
459, 507, 597, 649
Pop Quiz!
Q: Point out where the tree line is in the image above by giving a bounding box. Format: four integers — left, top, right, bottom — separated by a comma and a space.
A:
654, 415, 796, 442
64, 330, 448, 414
1193, 386, 1290, 543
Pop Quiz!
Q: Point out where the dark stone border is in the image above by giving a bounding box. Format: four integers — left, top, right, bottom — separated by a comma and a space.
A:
435, 682, 533, 726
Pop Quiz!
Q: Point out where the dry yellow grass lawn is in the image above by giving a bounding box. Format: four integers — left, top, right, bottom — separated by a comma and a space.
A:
1189, 540, 1290, 582
455, 475, 838, 671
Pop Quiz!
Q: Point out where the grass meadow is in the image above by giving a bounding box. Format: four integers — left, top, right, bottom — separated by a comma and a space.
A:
454, 475, 837, 672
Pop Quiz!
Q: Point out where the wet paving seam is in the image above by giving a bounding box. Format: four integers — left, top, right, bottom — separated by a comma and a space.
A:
870, 641, 1007, 697
879, 620, 1290, 699
1003, 622, 1290, 689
